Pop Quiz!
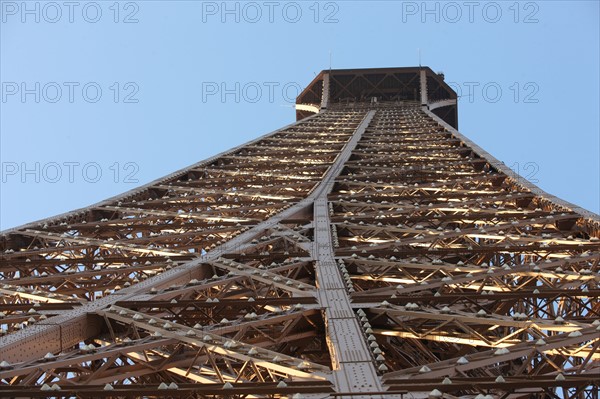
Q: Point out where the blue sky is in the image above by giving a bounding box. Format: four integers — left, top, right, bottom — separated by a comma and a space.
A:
1, 0, 599, 229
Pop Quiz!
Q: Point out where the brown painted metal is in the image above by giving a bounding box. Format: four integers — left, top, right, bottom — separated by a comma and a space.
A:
0, 67, 598, 398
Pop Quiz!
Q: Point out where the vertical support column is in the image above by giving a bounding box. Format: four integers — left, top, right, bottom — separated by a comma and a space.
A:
420, 69, 428, 106
311, 110, 385, 396
321, 72, 330, 110
314, 200, 384, 395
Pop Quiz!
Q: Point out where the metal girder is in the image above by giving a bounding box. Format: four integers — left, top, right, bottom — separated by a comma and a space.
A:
100, 306, 330, 377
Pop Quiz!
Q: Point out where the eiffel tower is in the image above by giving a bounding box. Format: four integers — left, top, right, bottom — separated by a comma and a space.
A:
1, 67, 598, 399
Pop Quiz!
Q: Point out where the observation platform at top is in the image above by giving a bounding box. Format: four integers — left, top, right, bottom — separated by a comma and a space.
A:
295, 66, 459, 129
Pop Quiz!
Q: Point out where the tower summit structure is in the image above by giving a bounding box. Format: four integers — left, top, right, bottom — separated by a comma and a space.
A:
0, 67, 598, 398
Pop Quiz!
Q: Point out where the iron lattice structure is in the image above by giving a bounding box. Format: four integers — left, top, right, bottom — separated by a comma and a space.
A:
0, 67, 599, 399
